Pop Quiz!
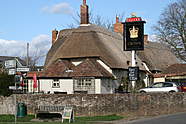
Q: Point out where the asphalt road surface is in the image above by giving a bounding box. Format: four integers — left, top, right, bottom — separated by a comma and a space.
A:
126, 112, 186, 124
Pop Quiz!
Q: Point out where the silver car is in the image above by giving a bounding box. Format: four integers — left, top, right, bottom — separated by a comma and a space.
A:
139, 82, 181, 93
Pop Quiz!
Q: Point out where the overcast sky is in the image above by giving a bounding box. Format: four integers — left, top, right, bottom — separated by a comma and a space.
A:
0, 0, 178, 65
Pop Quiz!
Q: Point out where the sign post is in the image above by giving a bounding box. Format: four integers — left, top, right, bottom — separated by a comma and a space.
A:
131, 51, 136, 88
14, 94, 17, 124
123, 13, 146, 90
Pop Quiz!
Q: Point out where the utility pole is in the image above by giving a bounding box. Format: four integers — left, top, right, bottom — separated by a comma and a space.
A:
14, 94, 17, 124
26, 43, 29, 67
26, 43, 29, 94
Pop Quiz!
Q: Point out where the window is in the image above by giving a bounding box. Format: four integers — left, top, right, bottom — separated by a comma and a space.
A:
52, 79, 60, 88
163, 83, 173, 87
75, 78, 92, 88
85, 79, 92, 86
76, 78, 93, 88
152, 83, 163, 88
73, 78, 95, 93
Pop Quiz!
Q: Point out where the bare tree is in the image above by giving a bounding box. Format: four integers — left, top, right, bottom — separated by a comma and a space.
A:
154, 0, 186, 62
21, 48, 46, 70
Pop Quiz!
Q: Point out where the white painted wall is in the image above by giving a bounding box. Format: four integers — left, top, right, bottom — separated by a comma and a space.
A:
139, 72, 150, 87
143, 75, 149, 87
154, 77, 165, 83
28, 78, 118, 94
59, 79, 73, 94
28, 79, 73, 94
39, 79, 51, 93
100, 78, 116, 94
28, 80, 33, 93
72, 61, 82, 66
95, 79, 101, 94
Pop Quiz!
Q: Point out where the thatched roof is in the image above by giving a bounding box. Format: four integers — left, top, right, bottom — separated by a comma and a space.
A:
137, 42, 179, 71
153, 64, 186, 78
45, 24, 145, 70
45, 24, 179, 72
162, 64, 186, 74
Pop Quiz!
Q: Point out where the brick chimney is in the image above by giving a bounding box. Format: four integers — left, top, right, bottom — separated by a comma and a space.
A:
80, 0, 89, 24
144, 35, 149, 44
114, 16, 124, 33
116, 16, 119, 23
52, 29, 58, 44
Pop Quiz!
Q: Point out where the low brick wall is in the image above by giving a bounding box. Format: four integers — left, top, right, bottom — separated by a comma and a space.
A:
1, 93, 186, 116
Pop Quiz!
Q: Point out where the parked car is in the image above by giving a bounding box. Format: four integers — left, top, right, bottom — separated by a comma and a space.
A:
139, 82, 182, 93
177, 82, 186, 92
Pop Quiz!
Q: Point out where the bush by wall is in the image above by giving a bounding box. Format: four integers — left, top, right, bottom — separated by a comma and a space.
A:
0, 73, 14, 96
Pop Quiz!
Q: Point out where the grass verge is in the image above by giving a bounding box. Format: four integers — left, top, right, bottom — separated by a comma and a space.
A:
0, 114, 124, 124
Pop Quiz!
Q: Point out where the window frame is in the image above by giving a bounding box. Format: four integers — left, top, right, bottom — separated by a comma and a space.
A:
73, 77, 95, 93
52, 79, 60, 88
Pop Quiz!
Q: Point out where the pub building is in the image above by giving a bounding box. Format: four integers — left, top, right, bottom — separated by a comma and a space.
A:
27, 0, 179, 94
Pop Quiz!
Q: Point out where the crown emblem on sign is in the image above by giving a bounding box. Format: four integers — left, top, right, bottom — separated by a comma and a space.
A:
129, 26, 139, 38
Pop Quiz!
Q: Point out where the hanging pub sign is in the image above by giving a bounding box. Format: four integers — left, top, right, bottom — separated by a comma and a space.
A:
123, 14, 146, 51
128, 66, 139, 81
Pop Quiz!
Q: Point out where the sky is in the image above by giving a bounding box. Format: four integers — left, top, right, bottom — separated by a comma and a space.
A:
0, 0, 178, 65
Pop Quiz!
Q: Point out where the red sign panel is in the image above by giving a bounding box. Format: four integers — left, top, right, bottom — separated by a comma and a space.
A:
126, 17, 142, 22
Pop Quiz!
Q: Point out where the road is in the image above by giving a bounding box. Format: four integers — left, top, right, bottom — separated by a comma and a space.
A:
125, 112, 186, 124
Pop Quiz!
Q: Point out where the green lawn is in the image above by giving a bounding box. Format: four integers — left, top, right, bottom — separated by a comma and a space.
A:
0, 114, 124, 124
0, 122, 88, 124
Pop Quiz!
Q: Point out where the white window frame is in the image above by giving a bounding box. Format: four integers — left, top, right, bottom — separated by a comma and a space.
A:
52, 79, 60, 88
73, 77, 95, 93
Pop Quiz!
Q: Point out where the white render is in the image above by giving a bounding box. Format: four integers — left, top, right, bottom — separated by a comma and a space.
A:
72, 61, 82, 66
27, 59, 147, 94
27, 78, 115, 94
28, 79, 73, 94
59, 79, 73, 94
143, 74, 149, 87
100, 78, 116, 94
39, 79, 51, 93
95, 79, 101, 94
154, 77, 165, 83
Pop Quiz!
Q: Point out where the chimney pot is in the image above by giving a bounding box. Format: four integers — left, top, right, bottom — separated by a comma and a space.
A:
116, 16, 119, 23
144, 35, 149, 44
83, 0, 86, 5
52, 29, 58, 44
80, 0, 89, 24
114, 16, 124, 33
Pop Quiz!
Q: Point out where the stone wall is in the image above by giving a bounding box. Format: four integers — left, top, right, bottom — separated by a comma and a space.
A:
1, 93, 186, 116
